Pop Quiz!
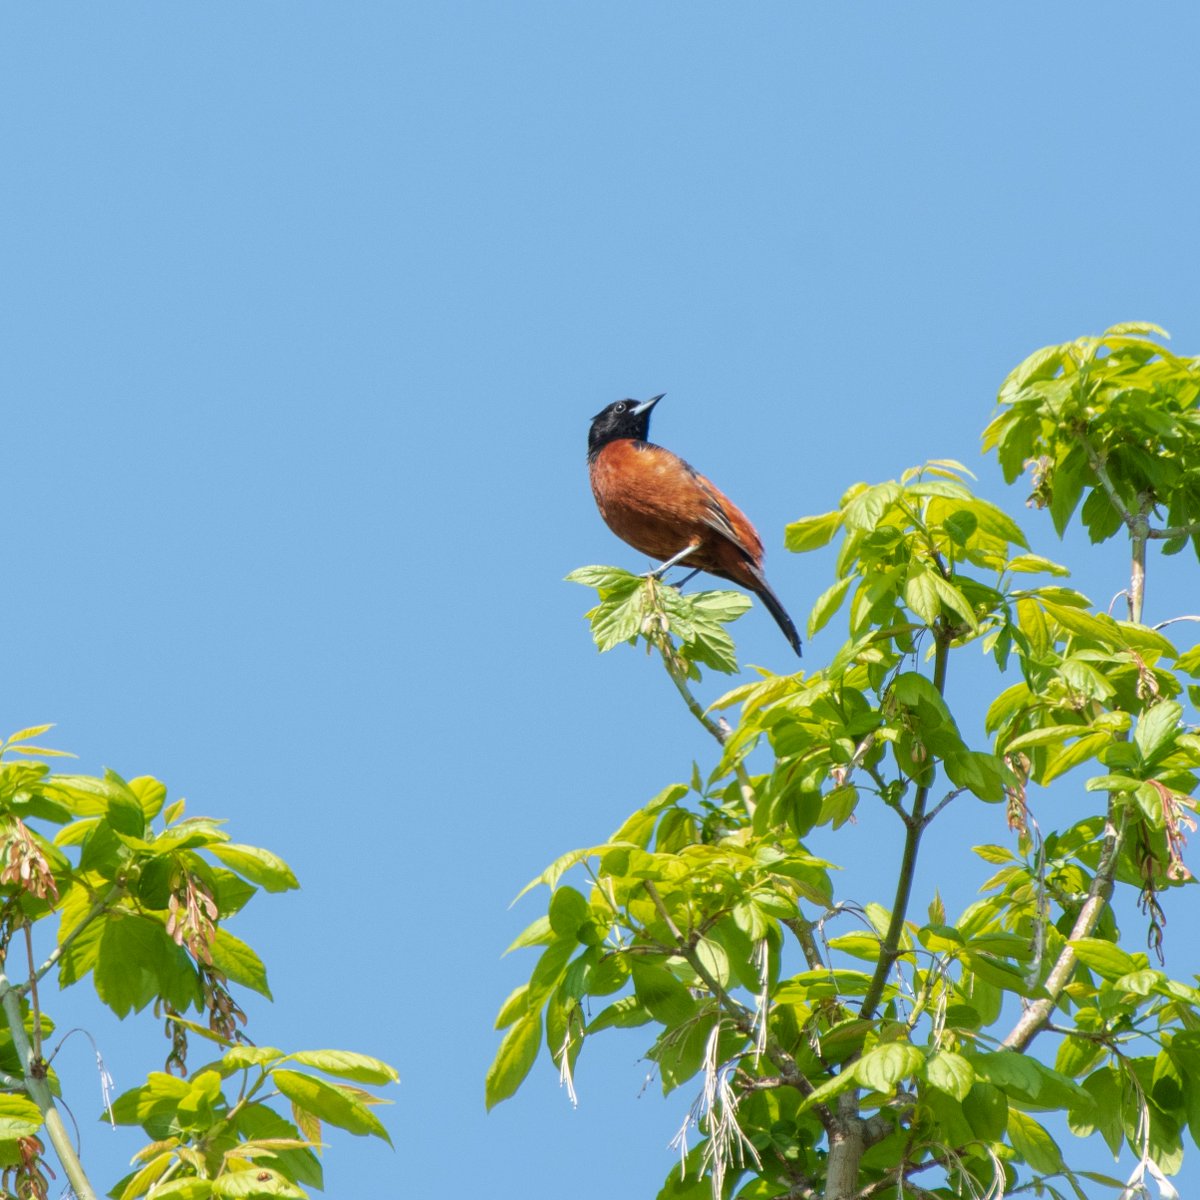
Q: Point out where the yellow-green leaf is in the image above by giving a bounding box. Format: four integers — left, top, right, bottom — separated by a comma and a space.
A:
485, 1012, 542, 1111
926, 1051, 974, 1101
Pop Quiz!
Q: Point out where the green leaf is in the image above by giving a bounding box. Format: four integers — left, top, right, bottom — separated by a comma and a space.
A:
114, 1150, 174, 1200
221, 1046, 285, 1071
129, 776, 168, 820
926, 1050, 974, 1101
921, 1084, 976, 1148
1041, 731, 1109, 784
944, 750, 1006, 802
567, 567, 644, 651
819, 784, 859, 829
854, 1042, 924, 1094
272, 1069, 391, 1144
1085, 773, 1141, 794
963, 951, 1040, 997
1048, 446, 1088, 537
904, 567, 940, 625
505, 915, 553, 954
234, 1102, 323, 1190
650, 1010, 723, 1095
513, 846, 599, 903
962, 1081, 1008, 1142
693, 938, 730, 989
209, 929, 272, 999
973, 844, 1017, 865
94, 914, 183, 1018
973, 1048, 1044, 1098
1008, 1108, 1063, 1173
4, 724, 55, 745
1069, 938, 1138, 981
0, 1095, 42, 1139
547, 886, 590, 939
784, 510, 842, 552
146, 1182, 213, 1200
587, 995, 652, 1033
1007, 553, 1069, 576
209, 844, 299, 893
1003, 724, 1093, 753
609, 784, 688, 850
211, 1169, 306, 1198
844, 482, 901, 533
927, 572, 979, 630
799, 1065, 860, 1111
49, 771, 146, 836
485, 1011, 542, 1110
808, 575, 853, 637
56, 885, 107, 986
1105, 321, 1169, 338
631, 960, 696, 1024
1134, 701, 1182, 765
285, 1050, 399, 1086
825, 932, 882, 962
494, 984, 531, 1030
776, 969, 875, 1002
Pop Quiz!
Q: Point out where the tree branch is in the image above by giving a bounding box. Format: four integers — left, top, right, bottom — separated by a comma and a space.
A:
1154, 615, 1200, 631
921, 787, 966, 829
1002, 807, 1126, 1052
653, 626, 759, 816
859, 632, 950, 1022
783, 916, 826, 971
0, 971, 99, 1200
1077, 434, 1137, 534
1147, 521, 1200, 540
642, 881, 833, 1128
19, 885, 123, 995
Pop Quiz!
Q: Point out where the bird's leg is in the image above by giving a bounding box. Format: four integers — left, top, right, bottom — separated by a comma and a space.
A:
666, 567, 702, 590
644, 544, 699, 579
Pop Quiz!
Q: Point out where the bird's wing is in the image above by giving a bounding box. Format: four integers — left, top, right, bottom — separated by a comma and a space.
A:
688, 467, 764, 561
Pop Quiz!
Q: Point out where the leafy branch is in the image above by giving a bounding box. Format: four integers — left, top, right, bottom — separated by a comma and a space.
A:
496, 323, 1200, 1200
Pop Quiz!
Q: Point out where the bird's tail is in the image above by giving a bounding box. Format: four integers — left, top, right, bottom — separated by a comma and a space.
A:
749, 571, 803, 658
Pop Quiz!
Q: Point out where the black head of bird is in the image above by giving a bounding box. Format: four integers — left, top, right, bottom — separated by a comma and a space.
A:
587, 394, 665, 461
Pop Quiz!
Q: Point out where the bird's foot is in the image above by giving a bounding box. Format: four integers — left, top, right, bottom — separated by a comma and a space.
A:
643, 545, 700, 580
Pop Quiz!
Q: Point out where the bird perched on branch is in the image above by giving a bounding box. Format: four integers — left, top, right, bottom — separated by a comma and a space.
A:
587, 393, 802, 656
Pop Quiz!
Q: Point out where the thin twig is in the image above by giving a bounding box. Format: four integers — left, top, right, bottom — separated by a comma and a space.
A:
921, 788, 966, 829
654, 630, 758, 815
19, 885, 123, 995
1077, 435, 1137, 534
1154, 615, 1200, 631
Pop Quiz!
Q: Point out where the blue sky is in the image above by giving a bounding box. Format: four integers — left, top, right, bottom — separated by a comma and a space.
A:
2, 4, 1199, 1197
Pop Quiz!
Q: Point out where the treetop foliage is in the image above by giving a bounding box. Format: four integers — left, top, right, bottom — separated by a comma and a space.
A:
0, 728, 396, 1200
491, 324, 1200, 1200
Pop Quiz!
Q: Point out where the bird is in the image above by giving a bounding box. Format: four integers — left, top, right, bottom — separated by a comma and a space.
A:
587, 393, 802, 656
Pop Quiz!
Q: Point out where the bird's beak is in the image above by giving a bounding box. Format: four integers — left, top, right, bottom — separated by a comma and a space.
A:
633, 393, 665, 416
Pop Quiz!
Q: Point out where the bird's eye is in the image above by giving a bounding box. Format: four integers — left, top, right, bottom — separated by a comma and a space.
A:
614, 402, 626, 413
